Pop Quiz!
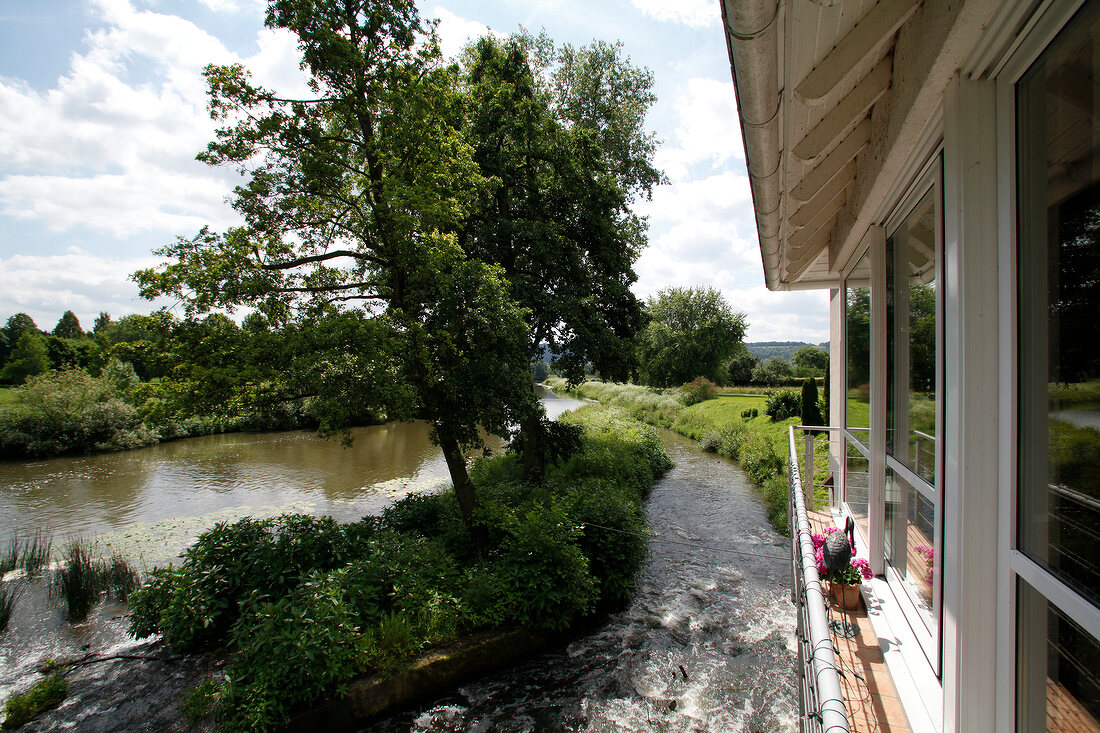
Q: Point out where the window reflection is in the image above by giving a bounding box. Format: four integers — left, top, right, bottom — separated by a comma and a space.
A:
1017, 0, 1100, 611
886, 190, 938, 484
846, 251, 872, 443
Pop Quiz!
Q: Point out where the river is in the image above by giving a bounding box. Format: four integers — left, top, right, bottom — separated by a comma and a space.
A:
0, 390, 795, 731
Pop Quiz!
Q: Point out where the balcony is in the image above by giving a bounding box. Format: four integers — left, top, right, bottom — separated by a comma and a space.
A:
788, 425, 913, 733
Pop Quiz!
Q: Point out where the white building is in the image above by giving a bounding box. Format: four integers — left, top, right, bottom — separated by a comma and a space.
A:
723, 0, 1100, 729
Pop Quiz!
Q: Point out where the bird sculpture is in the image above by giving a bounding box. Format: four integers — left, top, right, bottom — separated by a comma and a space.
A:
822, 516, 856, 575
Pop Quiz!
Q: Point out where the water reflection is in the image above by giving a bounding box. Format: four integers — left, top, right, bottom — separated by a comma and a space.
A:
0, 387, 583, 541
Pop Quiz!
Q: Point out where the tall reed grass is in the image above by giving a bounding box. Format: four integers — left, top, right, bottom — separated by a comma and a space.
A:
20, 530, 52, 576
0, 582, 19, 633
50, 539, 142, 622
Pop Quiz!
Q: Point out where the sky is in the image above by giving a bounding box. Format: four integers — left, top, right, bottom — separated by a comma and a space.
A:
0, 0, 829, 343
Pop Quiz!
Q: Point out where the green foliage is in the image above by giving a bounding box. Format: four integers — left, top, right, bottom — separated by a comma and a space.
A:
1, 332, 49, 385
0, 367, 156, 459
224, 569, 365, 731
544, 376, 682, 427
638, 287, 747, 387
679, 377, 718, 406
801, 378, 825, 427
1, 673, 67, 730
128, 514, 352, 649
752, 356, 795, 386
132, 405, 668, 729
765, 389, 802, 421
52, 311, 84, 339
459, 34, 656, 385
727, 346, 759, 386
792, 346, 828, 375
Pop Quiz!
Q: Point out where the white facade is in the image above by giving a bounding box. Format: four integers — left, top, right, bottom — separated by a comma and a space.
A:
725, 0, 1100, 729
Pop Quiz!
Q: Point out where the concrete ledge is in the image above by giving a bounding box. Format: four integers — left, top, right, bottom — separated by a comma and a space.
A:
284, 629, 550, 731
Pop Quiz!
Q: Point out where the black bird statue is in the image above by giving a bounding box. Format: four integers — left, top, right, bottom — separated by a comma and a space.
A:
823, 516, 856, 574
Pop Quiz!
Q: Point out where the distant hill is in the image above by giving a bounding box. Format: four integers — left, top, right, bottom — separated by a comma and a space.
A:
746, 341, 829, 362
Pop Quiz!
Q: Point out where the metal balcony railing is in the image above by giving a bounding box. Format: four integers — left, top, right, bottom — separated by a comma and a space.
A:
788, 424, 850, 732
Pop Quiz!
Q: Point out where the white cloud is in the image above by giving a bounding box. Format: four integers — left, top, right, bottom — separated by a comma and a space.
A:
0, 251, 169, 327
0, 0, 309, 237
432, 6, 497, 61
631, 0, 719, 29
659, 77, 743, 180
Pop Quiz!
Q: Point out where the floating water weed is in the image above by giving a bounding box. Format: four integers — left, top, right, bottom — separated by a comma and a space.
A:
0, 583, 20, 633
53, 540, 99, 623
21, 530, 52, 576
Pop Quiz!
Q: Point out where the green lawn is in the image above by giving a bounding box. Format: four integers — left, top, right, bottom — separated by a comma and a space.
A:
0, 387, 15, 406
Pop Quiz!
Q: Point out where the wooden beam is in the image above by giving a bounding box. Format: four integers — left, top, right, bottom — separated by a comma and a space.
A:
794, 56, 893, 161
785, 223, 834, 281
796, 0, 920, 103
790, 161, 856, 228
790, 118, 870, 202
787, 187, 847, 250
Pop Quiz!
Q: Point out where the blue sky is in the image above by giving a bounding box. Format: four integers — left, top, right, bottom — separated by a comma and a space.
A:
0, 0, 828, 342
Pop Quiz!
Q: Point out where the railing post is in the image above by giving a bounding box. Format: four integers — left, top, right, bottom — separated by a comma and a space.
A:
804, 432, 815, 511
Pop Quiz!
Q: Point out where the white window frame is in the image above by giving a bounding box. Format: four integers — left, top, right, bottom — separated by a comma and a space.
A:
994, 0, 1100, 728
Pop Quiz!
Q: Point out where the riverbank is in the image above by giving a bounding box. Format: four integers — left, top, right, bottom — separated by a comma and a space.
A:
1, 404, 671, 731
543, 378, 829, 533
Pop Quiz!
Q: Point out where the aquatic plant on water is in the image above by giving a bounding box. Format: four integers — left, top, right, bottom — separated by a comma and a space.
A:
0, 583, 20, 633
52, 540, 99, 623
20, 530, 52, 576
0, 537, 16, 576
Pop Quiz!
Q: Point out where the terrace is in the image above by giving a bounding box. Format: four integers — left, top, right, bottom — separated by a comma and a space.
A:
788, 425, 913, 733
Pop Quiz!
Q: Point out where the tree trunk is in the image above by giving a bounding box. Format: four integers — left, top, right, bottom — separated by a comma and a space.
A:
521, 412, 542, 482
439, 434, 488, 548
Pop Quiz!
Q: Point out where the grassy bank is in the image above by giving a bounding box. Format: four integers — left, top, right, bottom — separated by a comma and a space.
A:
545, 377, 829, 534
126, 405, 670, 732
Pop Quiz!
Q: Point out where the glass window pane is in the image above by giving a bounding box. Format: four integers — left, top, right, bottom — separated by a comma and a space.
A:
885, 468, 937, 635
1017, 0, 1100, 609
846, 252, 872, 443
886, 190, 938, 484
845, 438, 869, 538
1017, 579, 1100, 731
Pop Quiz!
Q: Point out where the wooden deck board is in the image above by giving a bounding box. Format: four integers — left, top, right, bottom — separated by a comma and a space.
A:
808, 510, 912, 733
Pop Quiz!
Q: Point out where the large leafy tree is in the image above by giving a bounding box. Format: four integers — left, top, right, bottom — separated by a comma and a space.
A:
134, 0, 535, 540
638, 286, 747, 388
458, 35, 660, 475
53, 310, 84, 339
1, 331, 50, 385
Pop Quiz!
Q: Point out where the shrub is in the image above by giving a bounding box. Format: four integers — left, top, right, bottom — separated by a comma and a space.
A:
679, 377, 718, 406
801, 378, 825, 427
764, 389, 801, 421
488, 503, 597, 630
738, 432, 784, 485
1, 672, 67, 729
223, 570, 364, 732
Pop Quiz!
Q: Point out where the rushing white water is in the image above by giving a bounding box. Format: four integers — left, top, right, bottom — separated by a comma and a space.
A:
369, 430, 797, 733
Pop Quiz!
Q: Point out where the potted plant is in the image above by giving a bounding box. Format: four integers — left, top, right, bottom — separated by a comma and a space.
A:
812, 528, 874, 611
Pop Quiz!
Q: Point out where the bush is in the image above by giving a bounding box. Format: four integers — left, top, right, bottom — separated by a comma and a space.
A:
224, 570, 365, 732
130, 405, 671, 729
679, 377, 718, 406
1, 673, 67, 730
737, 432, 784, 485
801, 378, 825, 427
764, 389, 801, 421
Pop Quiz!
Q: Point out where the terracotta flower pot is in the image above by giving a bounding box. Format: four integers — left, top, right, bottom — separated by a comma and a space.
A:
830, 581, 862, 611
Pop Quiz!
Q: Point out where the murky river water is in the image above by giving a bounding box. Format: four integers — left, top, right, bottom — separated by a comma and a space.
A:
0, 391, 795, 731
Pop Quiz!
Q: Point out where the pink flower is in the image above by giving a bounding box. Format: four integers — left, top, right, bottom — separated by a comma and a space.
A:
811, 532, 825, 549
850, 557, 874, 580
